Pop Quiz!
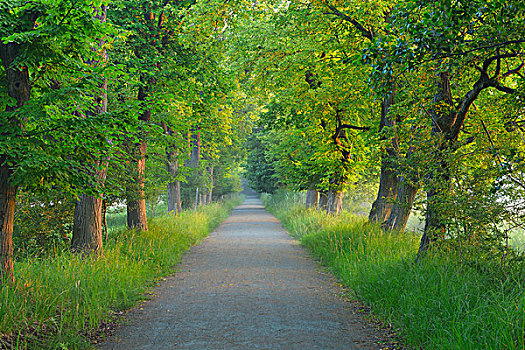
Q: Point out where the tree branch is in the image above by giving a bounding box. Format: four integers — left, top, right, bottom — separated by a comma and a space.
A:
502, 62, 524, 78
483, 52, 521, 72
324, 5, 373, 41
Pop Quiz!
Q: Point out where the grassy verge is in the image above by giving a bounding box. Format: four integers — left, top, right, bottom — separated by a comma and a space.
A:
0, 196, 243, 349
263, 191, 525, 350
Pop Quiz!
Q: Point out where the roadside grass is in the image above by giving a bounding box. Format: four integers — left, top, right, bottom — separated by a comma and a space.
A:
263, 192, 525, 350
0, 196, 243, 349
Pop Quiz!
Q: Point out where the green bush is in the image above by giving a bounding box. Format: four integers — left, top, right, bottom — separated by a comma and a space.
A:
13, 191, 76, 259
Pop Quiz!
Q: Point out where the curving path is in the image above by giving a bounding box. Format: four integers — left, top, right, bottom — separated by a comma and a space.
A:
100, 196, 387, 349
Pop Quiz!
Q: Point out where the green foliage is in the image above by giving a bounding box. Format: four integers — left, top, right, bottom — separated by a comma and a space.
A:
228, 1, 378, 195
0, 196, 242, 349
243, 128, 281, 193
13, 191, 75, 259
264, 191, 525, 349
1, 0, 137, 197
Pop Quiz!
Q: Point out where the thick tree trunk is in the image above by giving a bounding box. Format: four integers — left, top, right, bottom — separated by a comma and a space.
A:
166, 154, 181, 214
369, 92, 398, 223
188, 131, 201, 168
382, 177, 418, 231
72, 5, 108, 252
369, 157, 397, 223
162, 122, 182, 215
326, 189, 343, 215
72, 194, 104, 253
417, 155, 451, 260
167, 180, 181, 213
416, 66, 502, 259
0, 41, 32, 284
102, 199, 108, 241
127, 82, 150, 231
418, 72, 454, 258
0, 164, 17, 286
318, 191, 328, 210
305, 189, 319, 208
127, 139, 148, 230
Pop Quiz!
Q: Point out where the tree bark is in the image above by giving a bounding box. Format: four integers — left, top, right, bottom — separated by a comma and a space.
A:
127, 82, 150, 231
166, 150, 180, 214
305, 189, 319, 208
167, 180, 182, 213
102, 199, 108, 241
71, 5, 109, 253
72, 194, 104, 253
326, 189, 343, 215
188, 131, 201, 168
0, 40, 32, 284
369, 92, 398, 223
382, 177, 418, 231
0, 164, 17, 286
162, 122, 182, 215
369, 156, 397, 223
318, 191, 328, 210
417, 72, 454, 258
127, 138, 149, 230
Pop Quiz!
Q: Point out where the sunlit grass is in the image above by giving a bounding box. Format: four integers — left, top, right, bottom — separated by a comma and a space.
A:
263, 191, 525, 350
0, 196, 243, 349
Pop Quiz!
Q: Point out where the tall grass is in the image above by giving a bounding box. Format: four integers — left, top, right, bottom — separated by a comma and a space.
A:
0, 197, 243, 349
263, 192, 525, 350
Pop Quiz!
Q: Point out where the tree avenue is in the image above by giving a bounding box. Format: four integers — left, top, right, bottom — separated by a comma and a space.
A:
0, 0, 524, 329
1, 0, 525, 347
238, 0, 524, 262
0, 0, 246, 284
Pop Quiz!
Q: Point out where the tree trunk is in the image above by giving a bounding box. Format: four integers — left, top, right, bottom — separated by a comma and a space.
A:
127, 138, 148, 230
369, 92, 398, 223
369, 157, 397, 223
418, 72, 454, 258
0, 164, 17, 286
0, 41, 32, 284
194, 187, 199, 211
326, 189, 343, 215
161, 122, 181, 215
127, 83, 150, 231
166, 154, 181, 214
382, 177, 418, 231
188, 131, 201, 168
167, 180, 181, 214
207, 166, 214, 204
72, 194, 104, 253
305, 189, 319, 208
72, 5, 108, 253
318, 191, 328, 210
102, 199, 108, 241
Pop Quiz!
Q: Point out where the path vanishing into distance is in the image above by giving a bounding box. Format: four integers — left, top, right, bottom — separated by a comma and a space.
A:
100, 196, 392, 350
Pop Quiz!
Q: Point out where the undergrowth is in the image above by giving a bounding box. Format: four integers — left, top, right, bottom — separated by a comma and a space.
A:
263, 191, 525, 350
0, 196, 242, 349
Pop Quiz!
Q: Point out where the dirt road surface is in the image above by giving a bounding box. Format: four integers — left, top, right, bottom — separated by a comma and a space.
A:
99, 196, 392, 349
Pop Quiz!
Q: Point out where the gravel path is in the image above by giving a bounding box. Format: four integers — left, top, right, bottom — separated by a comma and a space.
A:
99, 196, 387, 349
